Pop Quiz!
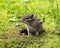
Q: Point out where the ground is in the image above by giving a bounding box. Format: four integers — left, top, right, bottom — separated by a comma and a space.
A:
0, 25, 60, 48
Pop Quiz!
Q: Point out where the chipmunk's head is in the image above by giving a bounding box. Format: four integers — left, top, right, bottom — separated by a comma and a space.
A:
20, 14, 34, 24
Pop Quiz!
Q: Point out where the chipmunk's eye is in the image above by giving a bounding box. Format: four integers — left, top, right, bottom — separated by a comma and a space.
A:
25, 18, 29, 19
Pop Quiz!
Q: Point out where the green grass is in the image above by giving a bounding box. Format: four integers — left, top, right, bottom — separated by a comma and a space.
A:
0, 0, 60, 48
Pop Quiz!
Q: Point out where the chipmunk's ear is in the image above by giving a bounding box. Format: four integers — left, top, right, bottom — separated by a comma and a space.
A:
31, 14, 34, 18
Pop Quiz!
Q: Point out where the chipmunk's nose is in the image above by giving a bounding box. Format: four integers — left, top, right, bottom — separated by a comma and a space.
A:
20, 18, 24, 22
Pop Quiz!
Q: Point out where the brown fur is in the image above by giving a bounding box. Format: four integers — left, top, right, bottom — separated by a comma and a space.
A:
20, 14, 45, 36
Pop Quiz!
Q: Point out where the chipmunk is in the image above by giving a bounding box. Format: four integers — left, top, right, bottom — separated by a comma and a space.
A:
20, 14, 45, 36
